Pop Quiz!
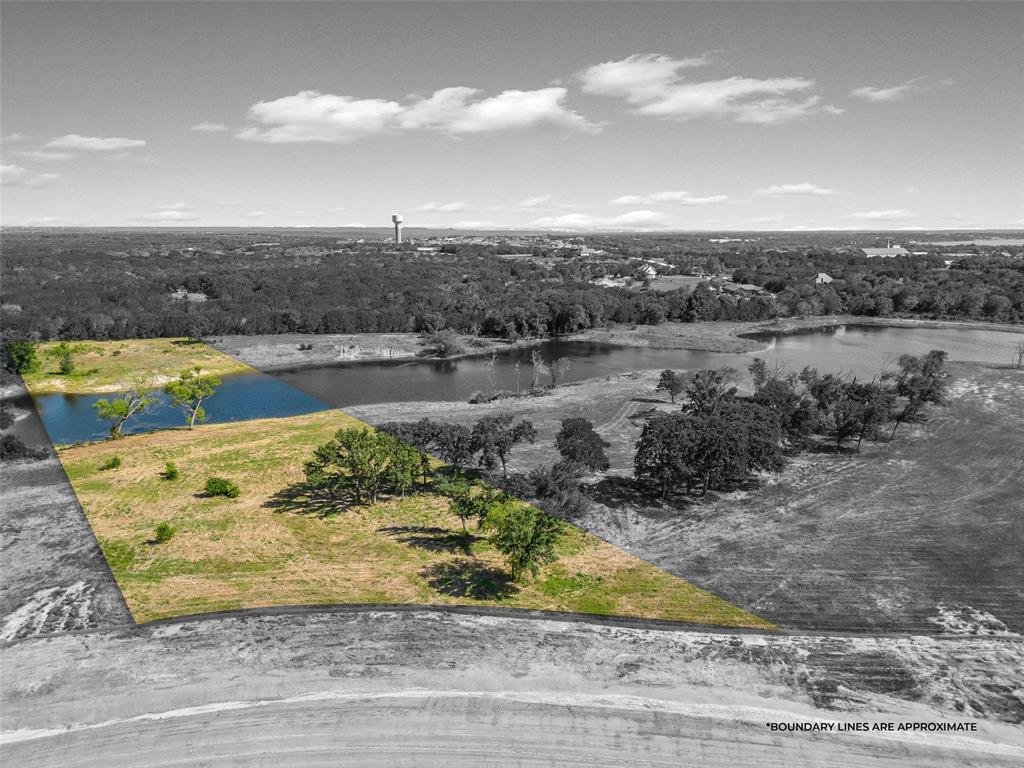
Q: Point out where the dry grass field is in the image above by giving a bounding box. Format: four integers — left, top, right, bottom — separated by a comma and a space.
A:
58, 409, 772, 627
22, 338, 252, 394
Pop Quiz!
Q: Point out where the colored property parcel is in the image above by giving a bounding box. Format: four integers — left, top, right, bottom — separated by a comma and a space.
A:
25, 339, 771, 628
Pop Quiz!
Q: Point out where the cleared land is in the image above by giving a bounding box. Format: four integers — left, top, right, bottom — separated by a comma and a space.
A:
22, 338, 252, 394
58, 409, 770, 627
348, 362, 1024, 634
212, 331, 542, 371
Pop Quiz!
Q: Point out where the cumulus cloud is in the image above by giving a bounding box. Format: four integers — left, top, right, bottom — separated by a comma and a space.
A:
235, 87, 597, 143
159, 202, 192, 211
528, 209, 668, 231
844, 209, 914, 221
46, 134, 147, 151
520, 194, 553, 208
190, 121, 231, 132
609, 190, 730, 206
418, 201, 470, 212
849, 78, 951, 103
759, 182, 837, 196
3, 133, 30, 142
1, 164, 60, 187
579, 53, 840, 125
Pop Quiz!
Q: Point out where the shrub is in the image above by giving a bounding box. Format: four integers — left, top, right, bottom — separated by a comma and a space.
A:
162, 461, 179, 480
205, 476, 240, 498
99, 456, 122, 471
153, 522, 176, 543
0, 434, 47, 462
5, 341, 39, 374
58, 351, 76, 375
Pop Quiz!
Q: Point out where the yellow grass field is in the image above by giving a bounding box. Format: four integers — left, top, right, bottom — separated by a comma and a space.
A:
22, 338, 252, 394
59, 410, 774, 628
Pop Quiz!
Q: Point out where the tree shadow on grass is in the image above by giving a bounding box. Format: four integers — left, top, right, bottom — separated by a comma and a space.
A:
264, 481, 353, 518
378, 525, 480, 555
421, 558, 519, 600
589, 475, 697, 514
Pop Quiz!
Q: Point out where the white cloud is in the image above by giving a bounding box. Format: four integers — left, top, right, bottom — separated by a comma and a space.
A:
520, 194, 553, 208
245, 211, 268, 218
159, 202, 192, 211
751, 215, 786, 223
131, 210, 200, 222
418, 201, 470, 212
236, 87, 596, 143
580, 53, 840, 124
46, 134, 147, 151
1, 164, 60, 187
849, 78, 951, 103
3, 133, 30, 143
609, 190, 730, 206
759, 182, 837, 196
190, 121, 231, 132
13, 150, 75, 162
528, 209, 668, 231
844, 209, 914, 221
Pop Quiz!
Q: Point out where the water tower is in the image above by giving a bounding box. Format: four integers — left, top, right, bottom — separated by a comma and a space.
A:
391, 214, 404, 244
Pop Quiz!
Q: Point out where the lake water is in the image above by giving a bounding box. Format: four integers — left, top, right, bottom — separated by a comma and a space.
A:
32, 325, 1021, 444
32, 372, 328, 445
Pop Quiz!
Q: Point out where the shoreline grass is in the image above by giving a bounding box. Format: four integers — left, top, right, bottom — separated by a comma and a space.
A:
22, 338, 252, 395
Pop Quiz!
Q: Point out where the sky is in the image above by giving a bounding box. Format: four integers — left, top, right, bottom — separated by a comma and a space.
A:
2, 1, 1022, 231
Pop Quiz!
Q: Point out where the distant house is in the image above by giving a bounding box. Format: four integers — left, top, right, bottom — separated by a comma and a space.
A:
636, 263, 657, 279
814, 272, 834, 285
861, 246, 909, 258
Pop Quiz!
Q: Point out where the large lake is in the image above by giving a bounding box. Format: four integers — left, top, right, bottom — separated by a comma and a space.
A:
32, 324, 1021, 444
272, 324, 1020, 408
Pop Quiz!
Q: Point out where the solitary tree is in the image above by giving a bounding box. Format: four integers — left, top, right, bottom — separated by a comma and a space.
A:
58, 351, 75, 376
304, 427, 407, 504
487, 500, 564, 581
554, 417, 609, 472
163, 368, 221, 429
470, 415, 536, 478
1015, 336, 1024, 370
655, 369, 683, 403
92, 382, 158, 439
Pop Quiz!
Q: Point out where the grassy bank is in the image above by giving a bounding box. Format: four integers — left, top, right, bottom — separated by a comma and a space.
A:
59, 409, 773, 628
22, 339, 253, 394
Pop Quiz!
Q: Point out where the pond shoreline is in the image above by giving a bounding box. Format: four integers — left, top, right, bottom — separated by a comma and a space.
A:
214, 317, 1024, 373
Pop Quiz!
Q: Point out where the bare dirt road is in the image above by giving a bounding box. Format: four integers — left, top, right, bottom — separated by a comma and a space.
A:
3, 610, 1023, 767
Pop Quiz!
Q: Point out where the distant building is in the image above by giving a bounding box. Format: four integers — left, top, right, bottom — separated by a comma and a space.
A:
814, 272, 834, 285
861, 246, 909, 258
636, 263, 657, 279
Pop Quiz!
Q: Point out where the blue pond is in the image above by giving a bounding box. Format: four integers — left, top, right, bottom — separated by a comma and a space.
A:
33, 372, 329, 445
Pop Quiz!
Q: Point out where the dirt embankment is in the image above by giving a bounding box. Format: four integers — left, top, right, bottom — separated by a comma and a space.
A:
209, 332, 544, 372
573, 316, 1024, 354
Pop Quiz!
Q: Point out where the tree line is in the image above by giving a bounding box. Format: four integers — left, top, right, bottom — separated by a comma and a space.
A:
635, 351, 948, 498
3, 231, 1021, 347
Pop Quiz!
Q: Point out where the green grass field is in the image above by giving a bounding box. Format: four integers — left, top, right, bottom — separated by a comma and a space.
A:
22, 338, 252, 394
58, 409, 773, 627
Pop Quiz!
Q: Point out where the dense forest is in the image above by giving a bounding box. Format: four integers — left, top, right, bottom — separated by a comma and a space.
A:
2, 230, 1021, 343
